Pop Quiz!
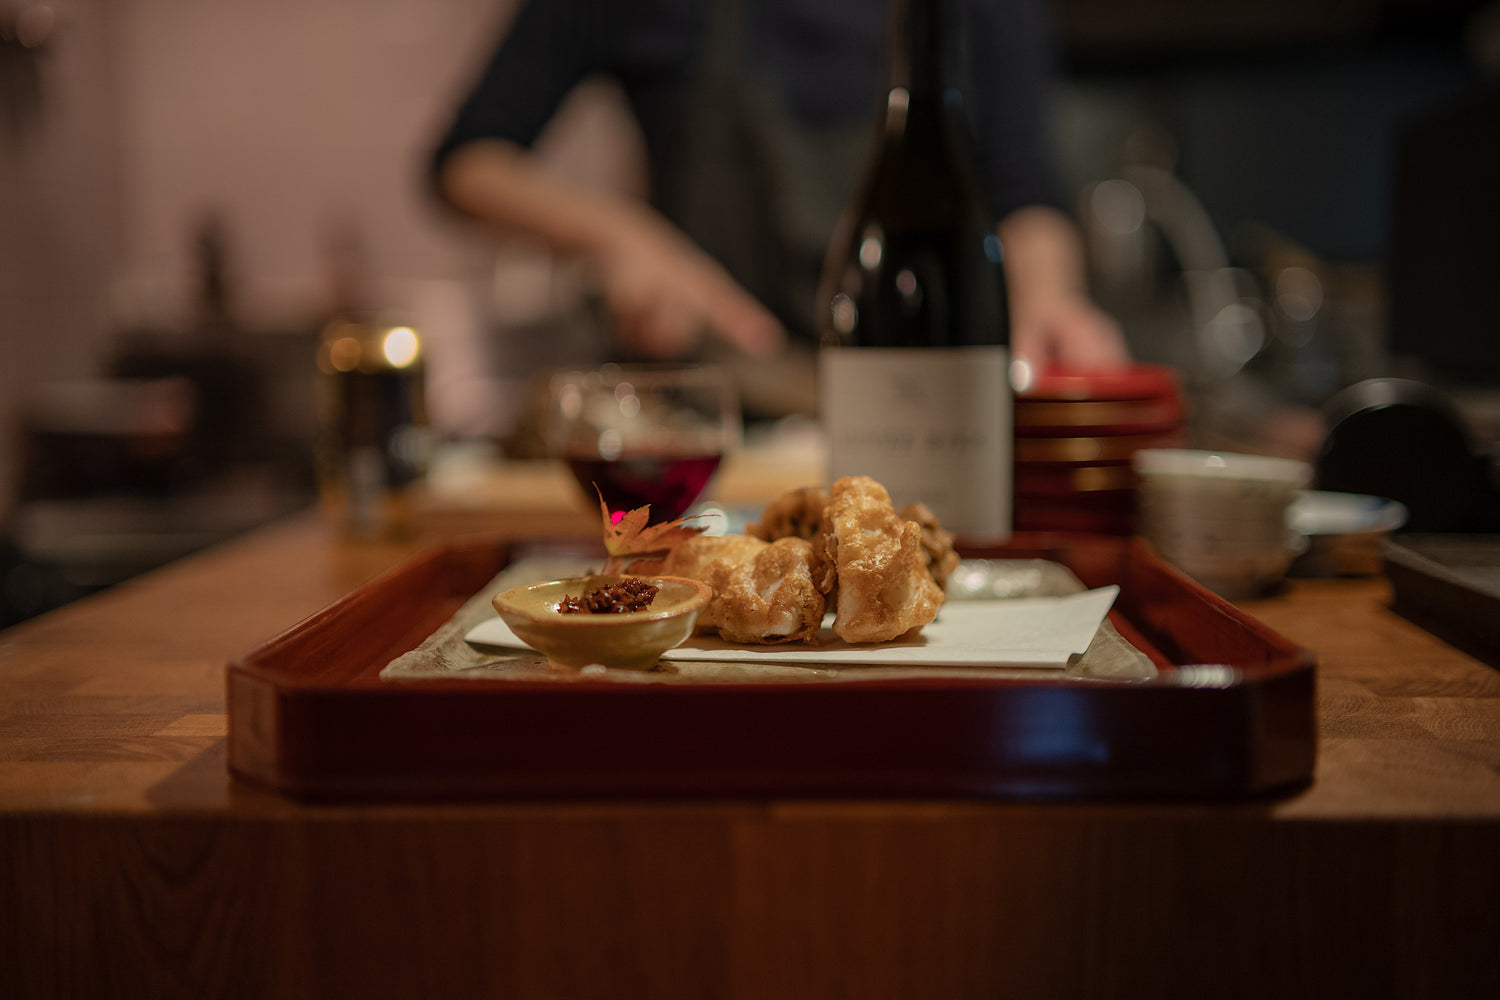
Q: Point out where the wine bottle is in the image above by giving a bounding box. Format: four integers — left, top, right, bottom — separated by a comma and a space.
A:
816, 0, 1012, 541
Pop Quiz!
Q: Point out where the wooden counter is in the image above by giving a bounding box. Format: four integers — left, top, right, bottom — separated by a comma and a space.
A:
2, 459, 1497, 998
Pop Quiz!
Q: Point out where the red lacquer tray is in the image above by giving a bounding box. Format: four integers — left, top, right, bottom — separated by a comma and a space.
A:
227, 533, 1315, 801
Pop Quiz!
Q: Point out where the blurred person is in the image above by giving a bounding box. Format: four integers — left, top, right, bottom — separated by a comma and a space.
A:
429, 0, 1128, 415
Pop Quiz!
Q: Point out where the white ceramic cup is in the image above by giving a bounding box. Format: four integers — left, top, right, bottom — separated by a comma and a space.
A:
1132, 449, 1312, 598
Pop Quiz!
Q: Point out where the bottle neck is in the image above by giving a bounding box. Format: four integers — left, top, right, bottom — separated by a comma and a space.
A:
883, 0, 953, 99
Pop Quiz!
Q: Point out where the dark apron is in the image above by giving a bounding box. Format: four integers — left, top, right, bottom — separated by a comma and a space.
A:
657, 0, 872, 418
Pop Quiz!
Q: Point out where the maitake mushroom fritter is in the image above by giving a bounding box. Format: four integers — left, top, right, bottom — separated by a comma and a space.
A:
898, 501, 960, 593
821, 476, 945, 644
664, 476, 955, 645
660, 534, 825, 645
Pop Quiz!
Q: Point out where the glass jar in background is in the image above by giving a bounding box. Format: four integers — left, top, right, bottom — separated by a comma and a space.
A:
315, 315, 431, 538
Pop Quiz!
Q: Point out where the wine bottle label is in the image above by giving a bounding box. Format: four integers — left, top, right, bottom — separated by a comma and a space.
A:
821, 346, 1012, 540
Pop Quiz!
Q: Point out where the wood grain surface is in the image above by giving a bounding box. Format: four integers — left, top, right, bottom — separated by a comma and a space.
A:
3, 458, 1499, 998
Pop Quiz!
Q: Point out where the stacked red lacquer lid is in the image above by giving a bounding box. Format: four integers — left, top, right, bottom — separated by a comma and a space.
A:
1013, 365, 1186, 535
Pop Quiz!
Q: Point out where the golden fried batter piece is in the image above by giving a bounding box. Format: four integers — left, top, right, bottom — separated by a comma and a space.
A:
899, 501, 959, 592
661, 534, 825, 645
749, 485, 836, 597
825, 476, 944, 644
748, 486, 828, 542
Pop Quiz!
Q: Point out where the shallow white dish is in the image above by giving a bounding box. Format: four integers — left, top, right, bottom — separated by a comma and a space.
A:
1288, 491, 1408, 536
1287, 491, 1408, 577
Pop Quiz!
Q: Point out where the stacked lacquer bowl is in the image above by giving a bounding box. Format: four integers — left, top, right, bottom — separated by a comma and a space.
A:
1013, 365, 1186, 535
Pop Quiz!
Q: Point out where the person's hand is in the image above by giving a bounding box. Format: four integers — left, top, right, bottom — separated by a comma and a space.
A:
592, 213, 786, 360
1010, 289, 1131, 372
436, 141, 785, 360
998, 206, 1130, 374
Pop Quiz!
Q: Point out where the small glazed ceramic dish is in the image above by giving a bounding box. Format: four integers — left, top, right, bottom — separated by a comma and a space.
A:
1288, 491, 1409, 577
491, 575, 713, 671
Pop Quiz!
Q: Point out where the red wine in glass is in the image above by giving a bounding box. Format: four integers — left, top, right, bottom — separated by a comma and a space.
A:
567, 451, 723, 522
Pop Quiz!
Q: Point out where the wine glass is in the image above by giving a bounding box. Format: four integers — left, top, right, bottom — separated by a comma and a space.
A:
546, 364, 741, 523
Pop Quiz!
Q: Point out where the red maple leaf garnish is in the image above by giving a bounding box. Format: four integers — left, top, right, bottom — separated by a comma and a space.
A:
597, 487, 708, 575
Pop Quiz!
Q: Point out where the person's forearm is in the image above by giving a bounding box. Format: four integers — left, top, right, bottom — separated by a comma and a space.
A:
435, 138, 653, 260
998, 205, 1091, 307
434, 138, 784, 360
998, 205, 1130, 369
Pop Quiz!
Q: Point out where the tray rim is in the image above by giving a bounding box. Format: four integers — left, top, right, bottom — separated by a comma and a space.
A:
226, 531, 1316, 801
1384, 534, 1500, 665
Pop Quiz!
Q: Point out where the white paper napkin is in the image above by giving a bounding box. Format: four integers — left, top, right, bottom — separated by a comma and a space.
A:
465, 585, 1119, 670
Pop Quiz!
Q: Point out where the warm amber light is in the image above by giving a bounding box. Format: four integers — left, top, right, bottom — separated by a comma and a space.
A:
329, 336, 362, 372
382, 327, 420, 368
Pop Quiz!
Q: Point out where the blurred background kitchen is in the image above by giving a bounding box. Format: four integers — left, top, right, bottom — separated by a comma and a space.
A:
2, 0, 1497, 625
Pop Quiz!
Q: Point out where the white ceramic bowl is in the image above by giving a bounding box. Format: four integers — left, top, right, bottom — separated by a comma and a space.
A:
1133, 450, 1313, 598
1134, 449, 1311, 499
1137, 509, 1293, 548
1160, 546, 1300, 599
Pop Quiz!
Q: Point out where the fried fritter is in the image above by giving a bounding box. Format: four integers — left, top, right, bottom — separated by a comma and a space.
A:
663, 478, 951, 647
748, 485, 836, 597
825, 476, 944, 644
747, 485, 828, 542
661, 534, 825, 644
899, 501, 960, 592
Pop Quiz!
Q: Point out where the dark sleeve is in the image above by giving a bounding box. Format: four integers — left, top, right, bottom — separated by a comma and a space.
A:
962, 0, 1069, 218
429, 0, 615, 178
